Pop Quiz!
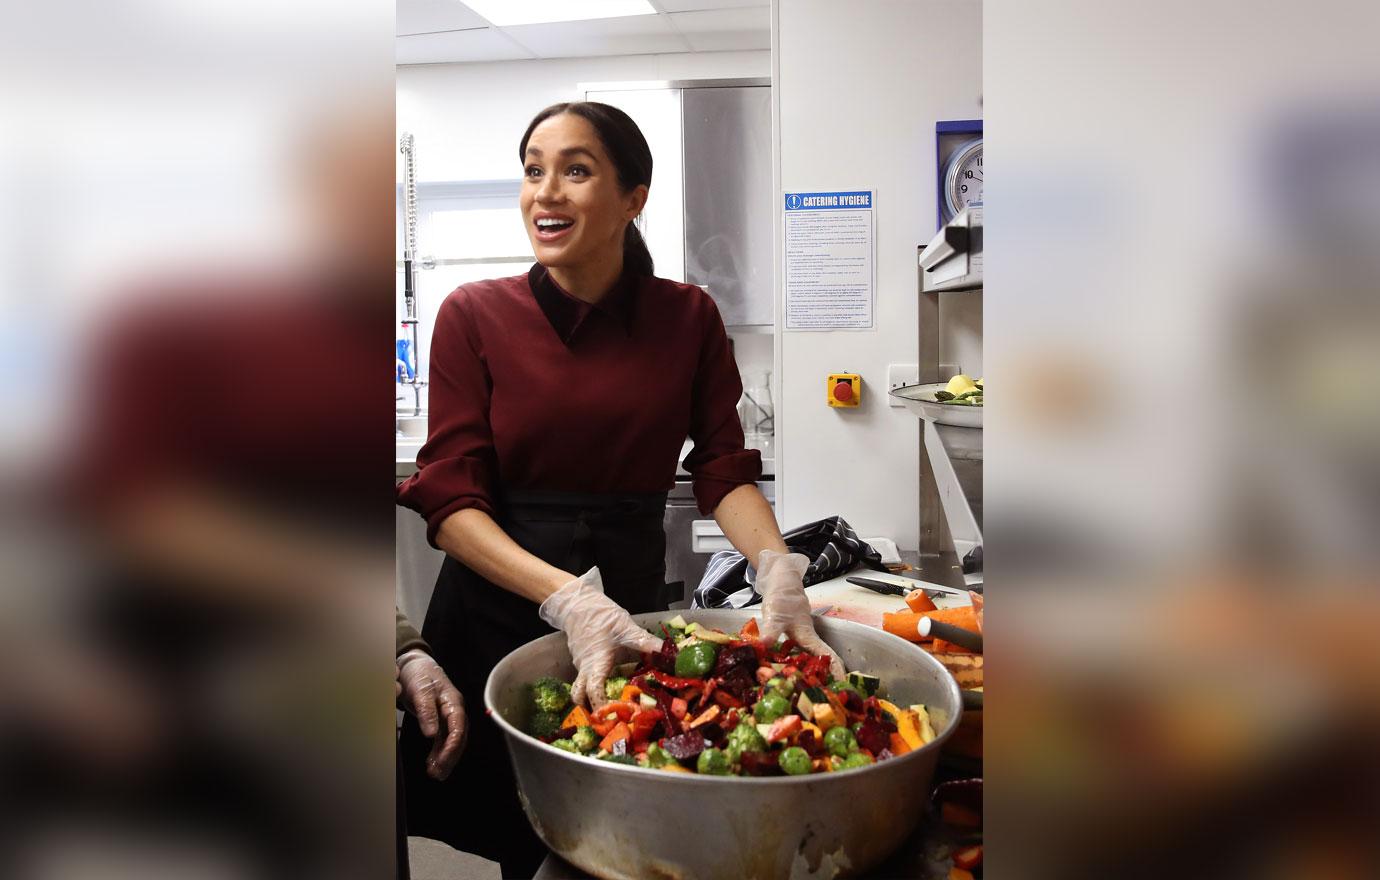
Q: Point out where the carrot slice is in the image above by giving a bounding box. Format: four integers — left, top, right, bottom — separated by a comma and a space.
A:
905, 590, 937, 613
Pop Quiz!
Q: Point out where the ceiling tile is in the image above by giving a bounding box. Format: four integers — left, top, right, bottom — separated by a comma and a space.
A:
396, 29, 533, 64
669, 7, 769, 51
397, 0, 491, 36
501, 15, 692, 58
654, 0, 769, 12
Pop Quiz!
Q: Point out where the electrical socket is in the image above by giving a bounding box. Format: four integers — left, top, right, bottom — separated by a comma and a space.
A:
886, 364, 919, 407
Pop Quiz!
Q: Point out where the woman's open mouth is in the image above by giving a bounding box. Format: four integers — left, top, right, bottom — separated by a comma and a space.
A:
534, 214, 575, 242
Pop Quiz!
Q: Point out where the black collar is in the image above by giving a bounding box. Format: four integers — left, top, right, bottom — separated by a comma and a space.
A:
527, 263, 638, 345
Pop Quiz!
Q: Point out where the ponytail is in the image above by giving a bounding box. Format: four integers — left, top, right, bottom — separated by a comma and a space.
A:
623, 219, 654, 277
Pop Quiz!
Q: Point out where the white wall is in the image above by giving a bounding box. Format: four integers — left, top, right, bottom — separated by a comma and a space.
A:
775, 0, 982, 548
397, 52, 769, 183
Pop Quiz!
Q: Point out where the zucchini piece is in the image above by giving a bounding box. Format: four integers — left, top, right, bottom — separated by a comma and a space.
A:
846, 672, 880, 696
683, 621, 699, 634
639, 693, 658, 709
934, 390, 956, 401
666, 614, 688, 630
956, 390, 982, 400
804, 686, 829, 703
694, 627, 734, 645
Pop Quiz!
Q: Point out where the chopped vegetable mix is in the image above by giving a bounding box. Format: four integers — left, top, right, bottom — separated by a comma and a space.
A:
522, 617, 940, 775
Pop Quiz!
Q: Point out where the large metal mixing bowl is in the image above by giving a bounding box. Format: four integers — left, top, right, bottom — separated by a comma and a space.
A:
484, 609, 962, 879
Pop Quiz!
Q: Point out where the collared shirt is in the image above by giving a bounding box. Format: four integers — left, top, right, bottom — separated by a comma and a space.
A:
397, 264, 762, 547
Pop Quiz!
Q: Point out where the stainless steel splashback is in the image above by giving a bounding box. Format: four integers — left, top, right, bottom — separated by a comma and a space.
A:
682, 85, 773, 326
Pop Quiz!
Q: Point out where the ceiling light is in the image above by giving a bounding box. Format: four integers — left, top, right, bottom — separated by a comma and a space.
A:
463, 0, 657, 28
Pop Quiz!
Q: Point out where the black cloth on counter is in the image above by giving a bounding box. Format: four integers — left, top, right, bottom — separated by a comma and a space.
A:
690, 515, 886, 609
398, 489, 674, 878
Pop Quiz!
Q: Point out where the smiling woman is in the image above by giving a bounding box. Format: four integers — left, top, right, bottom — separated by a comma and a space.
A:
395, 101, 835, 876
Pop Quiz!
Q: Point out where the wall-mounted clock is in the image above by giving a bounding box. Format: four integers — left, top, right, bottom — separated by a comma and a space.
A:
936, 119, 983, 228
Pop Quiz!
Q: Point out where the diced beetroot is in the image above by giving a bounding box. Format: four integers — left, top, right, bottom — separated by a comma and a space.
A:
652, 638, 679, 675
554, 725, 577, 741
797, 729, 826, 758
855, 720, 890, 755
839, 689, 866, 715
718, 666, 757, 704
739, 750, 782, 776
662, 732, 708, 762
712, 645, 759, 677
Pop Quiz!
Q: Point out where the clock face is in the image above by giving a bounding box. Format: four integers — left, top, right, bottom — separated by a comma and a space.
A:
943, 138, 983, 220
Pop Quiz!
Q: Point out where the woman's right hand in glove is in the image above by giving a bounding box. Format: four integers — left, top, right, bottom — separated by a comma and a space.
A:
539, 567, 663, 710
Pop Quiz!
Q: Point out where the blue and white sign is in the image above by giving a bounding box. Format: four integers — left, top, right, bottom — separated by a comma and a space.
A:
783, 189, 876, 330
784, 191, 873, 211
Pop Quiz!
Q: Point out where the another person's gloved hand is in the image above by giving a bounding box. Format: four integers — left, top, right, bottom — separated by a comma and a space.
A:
540, 567, 663, 710
396, 649, 467, 780
755, 549, 846, 681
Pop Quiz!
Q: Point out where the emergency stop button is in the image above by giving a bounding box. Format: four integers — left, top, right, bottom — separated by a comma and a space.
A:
827, 373, 861, 408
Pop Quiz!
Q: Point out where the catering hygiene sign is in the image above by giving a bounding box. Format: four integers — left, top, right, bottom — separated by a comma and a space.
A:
783, 189, 876, 330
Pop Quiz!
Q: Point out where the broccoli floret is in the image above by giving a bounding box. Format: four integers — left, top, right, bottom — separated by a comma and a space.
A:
550, 738, 579, 753
645, 741, 674, 768
724, 722, 767, 763
530, 676, 572, 714
696, 747, 733, 775
528, 710, 564, 740
604, 676, 630, 701
571, 725, 598, 753
598, 752, 637, 765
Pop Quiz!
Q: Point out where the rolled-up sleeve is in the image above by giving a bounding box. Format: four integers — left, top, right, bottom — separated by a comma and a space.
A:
396, 290, 497, 547
682, 296, 762, 515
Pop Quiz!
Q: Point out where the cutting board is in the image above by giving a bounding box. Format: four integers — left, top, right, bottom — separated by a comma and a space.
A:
806, 568, 970, 629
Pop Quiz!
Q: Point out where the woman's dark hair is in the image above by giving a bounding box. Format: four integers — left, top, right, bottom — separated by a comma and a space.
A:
519, 101, 654, 276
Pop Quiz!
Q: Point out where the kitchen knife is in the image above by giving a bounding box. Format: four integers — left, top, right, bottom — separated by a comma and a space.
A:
846, 575, 968, 597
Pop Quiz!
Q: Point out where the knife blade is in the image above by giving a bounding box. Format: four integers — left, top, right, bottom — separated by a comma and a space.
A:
846, 575, 968, 597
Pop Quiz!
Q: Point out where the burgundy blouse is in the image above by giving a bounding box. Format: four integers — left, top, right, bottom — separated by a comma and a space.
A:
397, 264, 761, 546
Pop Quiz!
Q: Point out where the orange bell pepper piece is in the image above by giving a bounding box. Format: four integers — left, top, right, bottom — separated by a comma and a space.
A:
560, 705, 591, 730
598, 721, 631, 753
619, 684, 642, 702
739, 618, 760, 639
888, 732, 913, 756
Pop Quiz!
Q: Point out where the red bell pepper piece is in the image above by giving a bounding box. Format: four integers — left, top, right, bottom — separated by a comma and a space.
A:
669, 697, 688, 719
952, 845, 982, 870
629, 709, 664, 745
598, 701, 637, 723
645, 671, 706, 692
591, 717, 617, 737
764, 715, 802, 744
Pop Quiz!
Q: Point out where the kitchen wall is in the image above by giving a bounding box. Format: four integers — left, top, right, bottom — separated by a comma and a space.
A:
775, 0, 982, 548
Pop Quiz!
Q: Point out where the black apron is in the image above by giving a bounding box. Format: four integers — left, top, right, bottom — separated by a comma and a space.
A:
399, 489, 675, 877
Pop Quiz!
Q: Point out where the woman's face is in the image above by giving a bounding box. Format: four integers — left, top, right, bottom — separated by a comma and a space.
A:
520, 113, 646, 273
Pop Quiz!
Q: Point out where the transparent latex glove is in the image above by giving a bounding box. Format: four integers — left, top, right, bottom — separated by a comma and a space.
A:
755, 550, 846, 681
539, 567, 663, 710
397, 649, 467, 780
